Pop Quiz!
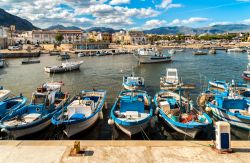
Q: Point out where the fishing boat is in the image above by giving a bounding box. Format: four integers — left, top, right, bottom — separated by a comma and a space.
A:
155, 90, 213, 138
134, 48, 172, 64
0, 87, 11, 101
110, 90, 153, 137
160, 68, 195, 90
227, 47, 245, 53
208, 80, 228, 90
242, 63, 250, 81
0, 96, 27, 119
168, 49, 176, 55
44, 61, 83, 73
21, 58, 40, 64
58, 52, 70, 60
193, 50, 207, 55
0, 82, 69, 138
206, 95, 250, 131
208, 48, 216, 54
51, 90, 107, 137
122, 74, 145, 91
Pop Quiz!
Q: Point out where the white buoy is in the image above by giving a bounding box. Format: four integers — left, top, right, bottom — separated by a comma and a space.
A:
108, 118, 115, 125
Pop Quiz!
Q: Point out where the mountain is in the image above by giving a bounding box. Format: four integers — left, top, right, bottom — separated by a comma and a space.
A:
0, 8, 38, 31
86, 27, 124, 33
143, 24, 250, 35
46, 24, 82, 30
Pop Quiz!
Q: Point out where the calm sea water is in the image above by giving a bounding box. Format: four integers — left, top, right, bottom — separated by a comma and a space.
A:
0, 49, 249, 140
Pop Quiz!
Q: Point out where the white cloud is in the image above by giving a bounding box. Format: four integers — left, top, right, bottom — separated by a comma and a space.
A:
241, 19, 250, 24
169, 17, 209, 26
209, 21, 232, 26
156, 0, 182, 9
109, 0, 130, 5
144, 19, 167, 29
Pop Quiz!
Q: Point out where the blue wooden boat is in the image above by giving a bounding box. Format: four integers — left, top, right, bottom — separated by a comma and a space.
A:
208, 80, 228, 90
0, 82, 69, 138
122, 74, 145, 91
51, 90, 107, 137
155, 90, 213, 138
207, 95, 250, 131
0, 96, 27, 119
110, 90, 153, 137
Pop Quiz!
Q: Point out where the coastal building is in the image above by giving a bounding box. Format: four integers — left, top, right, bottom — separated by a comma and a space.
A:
0, 26, 10, 49
112, 31, 126, 44
32, 30, 84, 44
88, 32, 112, 43
124, 31, 147, 45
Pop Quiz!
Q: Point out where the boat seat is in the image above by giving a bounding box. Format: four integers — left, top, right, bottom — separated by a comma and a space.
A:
23, 113, 41, 123
70, 113, 85, 120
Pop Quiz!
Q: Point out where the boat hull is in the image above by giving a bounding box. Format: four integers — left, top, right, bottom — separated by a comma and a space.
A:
210, 106, 250, 131
136, 56, 172, 64
5, 118, 51, 139
242, 73, 250, 81
115, 121, 149, 137
63, 110, 100, 137
44, 64, 81, 73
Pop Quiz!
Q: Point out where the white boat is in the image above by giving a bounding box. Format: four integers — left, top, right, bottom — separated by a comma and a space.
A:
44, 61, 83, 73
78, 53, 84, 57
52, 90, 107, 137
227, 47, 245, 53
168, 49, 176, 55
0, 87, 11, 101
160, 68, 179, 88
247, 50, 250, 54
122, 75, 145, 91
208, 48, 216, 54
135, 48, 172, 64
193, 50, 207, 55
208, 80, 228, 90
175, 49, 184, 52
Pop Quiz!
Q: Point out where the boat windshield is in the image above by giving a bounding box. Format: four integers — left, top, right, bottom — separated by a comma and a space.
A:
32, 94, 47, 104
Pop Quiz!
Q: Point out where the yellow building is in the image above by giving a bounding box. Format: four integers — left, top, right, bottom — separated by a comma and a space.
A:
124, 31, 147, 45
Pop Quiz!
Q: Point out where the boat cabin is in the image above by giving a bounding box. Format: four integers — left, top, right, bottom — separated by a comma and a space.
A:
123, 76, 144, 86
166, 68, 179, 84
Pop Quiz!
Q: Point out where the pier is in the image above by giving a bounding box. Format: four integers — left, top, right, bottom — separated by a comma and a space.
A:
0, 50, 40, 58
0, 140, 249, 162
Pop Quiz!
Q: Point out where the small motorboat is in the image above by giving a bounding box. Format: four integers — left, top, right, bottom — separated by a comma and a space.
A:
0, 87, 11, 101
206, 95, 250, 131
208, 48, 216, 54
155, 90, 213, 138
110, 90, 153, 137
21, 58, 40, 64
227, 47, 245, 53
58, 52, 70, 60
49, 50, 60, 56
208, 80, 228, 90
247, 50, 250, 54
51, 90, 107, 137
78, 53, 86, 57
0, 95, 27, 119
0, 82, 69, 138
44, 61, 83, 73
160, 68, 195, 90
122, 74, 144, 91
168, 49, 176, 55
242, 63, 250, 81
193, 50, 207, 55
0, 59, 6, 68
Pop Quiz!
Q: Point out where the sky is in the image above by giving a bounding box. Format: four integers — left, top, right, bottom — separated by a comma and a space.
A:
0, 0, 250, 29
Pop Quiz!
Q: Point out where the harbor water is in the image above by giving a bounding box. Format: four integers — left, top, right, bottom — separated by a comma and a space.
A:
0, 49, 249, 140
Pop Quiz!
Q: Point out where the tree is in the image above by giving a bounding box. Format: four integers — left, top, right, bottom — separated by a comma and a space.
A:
55, 33, 64, 46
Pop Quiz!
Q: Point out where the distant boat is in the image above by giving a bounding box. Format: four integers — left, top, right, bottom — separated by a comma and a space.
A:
110, 90, 153, 137
44, 61, 83, 73
193, 50, 207, 55
49, 50, 60, 56
122, 74, 145, 91
0, 59, 5, 68
155, 90, 213, 138
21, 58, 40, 64
227, 47, 245, 53
175, 49, 184, 52
208, 80, 228, 90
0, 82, 69, 138
168, 49, 176, 55
206, 95, 250, 131
0, 96, 27, 119
78, 53, 86, 57
134, 48, 172, 64
247, 50, 250, 54
0, 87, 11, 101
208, 48, 216, 54
242, 63, 250, 81
51, 90, 107, 137
58, 52, 70, 60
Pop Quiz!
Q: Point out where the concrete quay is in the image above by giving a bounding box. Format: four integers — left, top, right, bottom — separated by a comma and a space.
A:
0, 140, 249, 163
0, 50, 40, 58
